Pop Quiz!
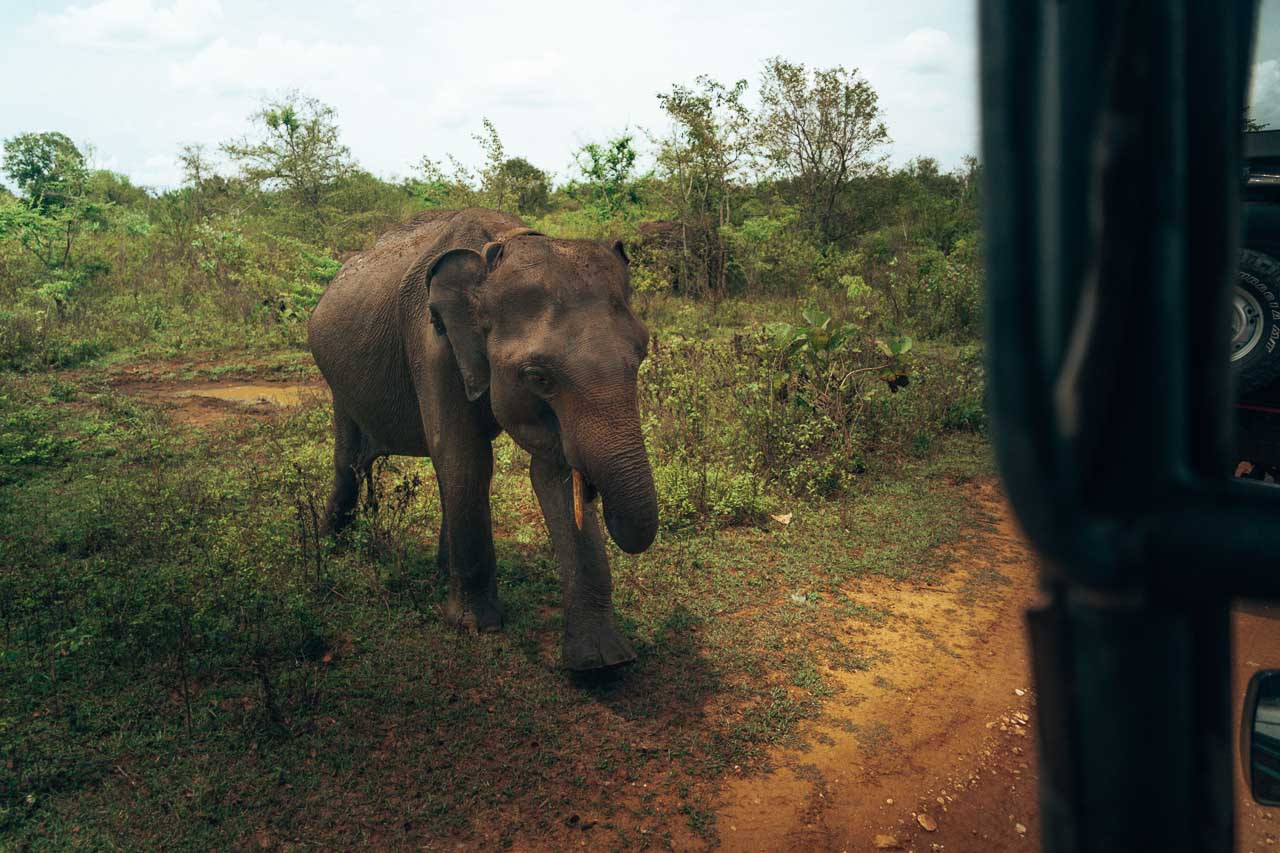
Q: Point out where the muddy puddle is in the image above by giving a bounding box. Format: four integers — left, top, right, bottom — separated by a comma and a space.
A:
169, 383, 315, 407
123, 379, 327, 426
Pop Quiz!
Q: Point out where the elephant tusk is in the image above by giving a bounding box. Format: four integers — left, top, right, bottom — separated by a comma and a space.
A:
572, 469, 584, 531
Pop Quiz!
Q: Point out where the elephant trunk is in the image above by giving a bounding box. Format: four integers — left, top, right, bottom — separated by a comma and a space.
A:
564, 397, 658, 555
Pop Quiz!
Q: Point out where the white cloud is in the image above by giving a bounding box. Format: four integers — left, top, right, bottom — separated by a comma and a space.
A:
38, 0, 222, 49
169, 34, 384, 96
481, 50, 574, 110
855, 25, 978, 169
2, 1, 981, 192
897, 28, 964, 76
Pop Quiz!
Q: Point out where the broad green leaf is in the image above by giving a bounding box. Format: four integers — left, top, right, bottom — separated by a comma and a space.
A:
801, 306, 829, 327
764, 322, 794, 342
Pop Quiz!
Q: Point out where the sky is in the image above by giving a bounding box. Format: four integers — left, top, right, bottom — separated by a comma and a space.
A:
1251, 1, 1280, 128
0, 0, 979, 191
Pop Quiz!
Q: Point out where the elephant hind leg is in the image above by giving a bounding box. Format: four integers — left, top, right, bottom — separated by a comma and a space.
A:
324, 407, 367, 535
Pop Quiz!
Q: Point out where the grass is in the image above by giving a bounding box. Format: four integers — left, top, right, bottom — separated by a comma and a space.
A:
0, 307, 996, 849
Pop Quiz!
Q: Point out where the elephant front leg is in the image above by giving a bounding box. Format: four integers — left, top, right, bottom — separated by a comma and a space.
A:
530, 455, 637, 670
323, 408, 363, 535
435, 446, 502, 633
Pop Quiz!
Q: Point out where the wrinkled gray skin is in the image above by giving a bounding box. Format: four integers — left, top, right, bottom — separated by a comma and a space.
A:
308, 208, 656, 670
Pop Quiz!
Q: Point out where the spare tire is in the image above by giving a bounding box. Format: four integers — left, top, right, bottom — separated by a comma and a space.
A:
1233, 249, 1280, 394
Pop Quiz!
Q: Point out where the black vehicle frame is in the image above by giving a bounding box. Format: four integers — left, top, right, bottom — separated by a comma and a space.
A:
980, 1, 1280, 850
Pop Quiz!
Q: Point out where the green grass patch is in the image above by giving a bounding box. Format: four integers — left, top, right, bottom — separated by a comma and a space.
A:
0, 322, 994, 848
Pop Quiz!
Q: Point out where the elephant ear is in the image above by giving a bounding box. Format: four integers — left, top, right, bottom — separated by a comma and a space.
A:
611, 239, 632, 299
611, 239, 629, 266
426, 248, 490, 402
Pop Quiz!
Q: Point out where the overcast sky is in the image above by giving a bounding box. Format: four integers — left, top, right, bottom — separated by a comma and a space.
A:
0, 0, 978, 191
1251, 2, 1280, 128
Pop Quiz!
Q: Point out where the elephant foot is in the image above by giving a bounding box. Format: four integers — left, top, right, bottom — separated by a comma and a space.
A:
321, 510, 354, 539
562, 617, 637, 671
445, 589, 503, 633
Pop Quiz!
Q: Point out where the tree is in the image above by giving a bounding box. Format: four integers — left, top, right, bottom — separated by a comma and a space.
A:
573, 134, 639, 218
2, 131, 89, 211
472, 118, 510, 211
756, 58, 889, 244
87, 170, 149, 208
434, 118, 550, 215
496, 156, 550, 216
175, 143, 220, 223
412, 120, 549, 216
655, 76, 754, 298
410, 155, 479, 209
221, 92, 354, 235
0, 132, 105, 277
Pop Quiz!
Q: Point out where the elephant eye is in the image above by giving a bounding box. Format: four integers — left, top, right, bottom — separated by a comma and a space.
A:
520, 365, 555, 393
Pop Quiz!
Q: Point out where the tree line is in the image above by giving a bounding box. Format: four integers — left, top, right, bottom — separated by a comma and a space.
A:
0, 57, 983, 369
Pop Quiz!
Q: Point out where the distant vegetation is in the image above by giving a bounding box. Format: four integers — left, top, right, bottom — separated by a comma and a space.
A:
0, 59, 982, 368
0, 59, 984, 503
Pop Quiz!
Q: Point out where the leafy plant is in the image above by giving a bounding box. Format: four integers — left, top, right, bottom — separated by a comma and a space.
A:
572, 133, 641, 220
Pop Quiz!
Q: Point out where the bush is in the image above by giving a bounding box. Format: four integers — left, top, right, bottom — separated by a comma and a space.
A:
722, 208, 820, 295
636, 300, 986, 514
850, 228, 984, 339
0, 396, 78, 483
0, 308, 43, 368
654, 460, 768, 529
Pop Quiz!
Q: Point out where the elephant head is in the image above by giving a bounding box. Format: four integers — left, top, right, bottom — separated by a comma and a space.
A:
425, 233, 657, 555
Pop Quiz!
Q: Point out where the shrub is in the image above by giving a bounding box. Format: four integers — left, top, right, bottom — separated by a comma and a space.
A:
637, 301, 985, 512
0, 397, 78, 483
654, 460, 768, 529
0, 308, 43, 368
722, 208, 820, 295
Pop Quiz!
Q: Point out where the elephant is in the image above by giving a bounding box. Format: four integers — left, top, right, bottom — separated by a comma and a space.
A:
307, 208, 657, 670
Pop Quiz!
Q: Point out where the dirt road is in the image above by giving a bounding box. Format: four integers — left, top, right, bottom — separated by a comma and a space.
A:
714, 479, 1042, 851
711, 481, 1280, 853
